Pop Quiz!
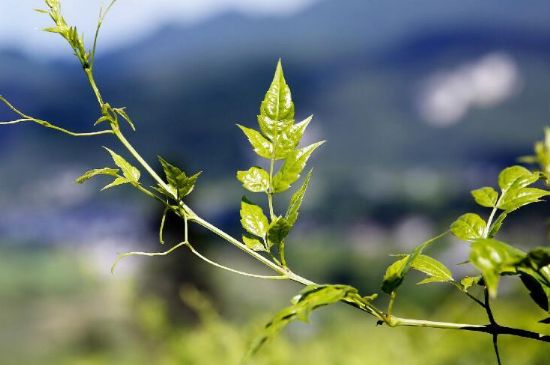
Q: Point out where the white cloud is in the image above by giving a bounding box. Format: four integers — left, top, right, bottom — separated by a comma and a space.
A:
418, 52, 522, 127
0, 0, 317, 56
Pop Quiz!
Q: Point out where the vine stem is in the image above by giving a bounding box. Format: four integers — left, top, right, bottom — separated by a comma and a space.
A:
70, 41, 550, 349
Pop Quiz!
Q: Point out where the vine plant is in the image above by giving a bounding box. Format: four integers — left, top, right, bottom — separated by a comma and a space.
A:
1, 1, 550, 363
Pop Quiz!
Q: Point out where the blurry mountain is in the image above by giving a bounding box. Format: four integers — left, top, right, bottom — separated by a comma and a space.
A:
1, 0, 550, 225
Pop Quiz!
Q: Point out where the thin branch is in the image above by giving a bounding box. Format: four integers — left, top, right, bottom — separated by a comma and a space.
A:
91, 0, 118, 68
0, 96, 112, 137
111, 241, 187, 273
184, 242, 288, 280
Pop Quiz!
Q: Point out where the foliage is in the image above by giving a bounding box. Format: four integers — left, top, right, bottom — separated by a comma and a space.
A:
0, 2, 549, 364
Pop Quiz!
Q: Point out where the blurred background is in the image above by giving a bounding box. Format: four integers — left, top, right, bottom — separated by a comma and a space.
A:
1, 0, 549, 364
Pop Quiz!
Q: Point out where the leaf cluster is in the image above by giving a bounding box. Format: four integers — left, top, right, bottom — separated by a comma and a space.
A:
448, 164, 550, 317
237, 61, 322, 263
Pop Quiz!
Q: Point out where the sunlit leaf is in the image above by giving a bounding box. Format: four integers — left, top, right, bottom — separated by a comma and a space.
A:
240, 198, 269, 238
104, 147, 140, 184
237, 124, 273, 159
469, 238, 525, 298
258, 59, 295, 140
285, 169, 312, 227
497, 187, 550, 212
237, 167, 270, 193
471, 187, 498, 208
273, 141, 324, 193
498, 165, 539, 192
75, 167, 119, 184
246, 284, 358, 358
450, 213, 486, 242
412, 255, 454, 284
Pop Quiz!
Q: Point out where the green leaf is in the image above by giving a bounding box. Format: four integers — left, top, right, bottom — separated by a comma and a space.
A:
104, 147, 140, 184
381, 256, 408, 294
471, 187, 498, 208
246, 285, 357, 358
240, 198, 269, 238
101, 176, 130, 191
497, 187, 550, 212
488, 212, 508, 237
236, 167, 270, 193
498, 165, 539, 191
285, 169, 312, 227
237, 124, 273, 159
450, 213, 486, 242
75, 167, 119, 184
267, 217, 291, 249
242, 233, 266, 252
459, 276, 481, 292
273, 141, 324, 193
158, 156, 201, 199
381, 232, 447, 293
469, 238, 525, 298
270, 115, 313, 160
412, 255, 454, 284
114, 107, 136, 131
258, 59, 295, 140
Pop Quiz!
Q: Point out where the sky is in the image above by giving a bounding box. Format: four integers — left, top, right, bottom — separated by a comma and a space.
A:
0, 0, 318, 56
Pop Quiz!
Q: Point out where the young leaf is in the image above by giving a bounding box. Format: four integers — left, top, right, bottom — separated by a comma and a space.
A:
450, 213, 486, 242
471, 187, 498, 208
114, 107, 136, 131
258, 60, 295, 140
285, 169, 312, 227
381, 232, 448, 293
237, 124, 273, 159
412, 255, 454, 284
272, 141, 324, 193
469, 238, 525, 298
236, 167, 270, 193
101, 176, 129, 191
497, 187, 550, 212
488, 212, 508, 237
240, 198, 269, 239
498, 165, 539, 192
246, 285, 357, 358
381, 256, 408, 294
75, 167, 119, 184
459, 276, 481, 292
267, 217, 291, 249
104, 147, 140, 184
158, 156, 201, 199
